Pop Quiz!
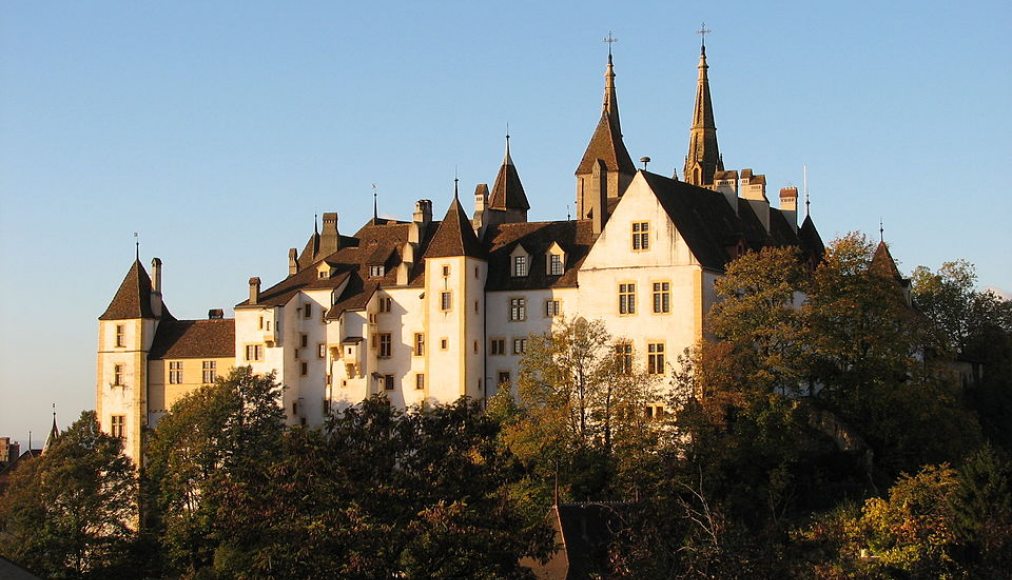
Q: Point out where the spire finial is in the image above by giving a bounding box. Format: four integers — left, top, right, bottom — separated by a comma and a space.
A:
803, 164, 811, 217
134, 232, 139, 260
372, 183, 378, 222
453, 167, 459, 200
697, 22, 711, 52
880, 218, 884, 243
603, 31, 618, 61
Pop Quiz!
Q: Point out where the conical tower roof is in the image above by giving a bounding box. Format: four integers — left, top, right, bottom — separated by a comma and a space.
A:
426, 185, 487, 259
488, 137, 530, 211
576, 54, 635, 176
870, 241, 903, 281
99, 260, 171, 320
43, 406, 59, 453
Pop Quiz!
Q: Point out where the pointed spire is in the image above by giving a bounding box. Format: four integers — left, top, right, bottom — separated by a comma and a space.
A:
43, 404, 59, 453
684, 25, 722, 187
489, 133, 530, 212
879, 218, 885, 243
372, 184, 379, 224
602, 32, 621, 133
426, 185, 486, 259
576, 47, 635, 177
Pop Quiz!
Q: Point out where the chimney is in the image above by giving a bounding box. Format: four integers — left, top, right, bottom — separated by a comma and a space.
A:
779, 186, 799, 232
413, 199, 433, 225
591, 159, 608, 235
319, 212, 340, 256
208, 308, 224, 320
150, 257, 163, 317
472, 186, 488, 233
713, 170, 739, 215
288, 248, 299, 276
249, 277, 261, 305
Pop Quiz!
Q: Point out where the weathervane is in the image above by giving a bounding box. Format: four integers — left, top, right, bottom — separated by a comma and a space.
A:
372, 184, 378, 222
134, 232, 139, 260
697, 22, 711, 50
603, 31, 618, 57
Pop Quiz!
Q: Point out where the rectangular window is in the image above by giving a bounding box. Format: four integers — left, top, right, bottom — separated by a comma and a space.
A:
414, 333, 425, 356
510, 297, 527, 321
379, 296, 392, 313
440, 338, 449, 350
115, 324, 125, 347
169, 361, 182, 385
442, 265, 450, 277
110, 415, 125, 439
616, 342, 633, 375
549, 254, 564, 276
369, 265, 385, 278
648, 342, 666, 375
498, 371, 511, 387
490, 338, 505, 355
652, 282, 671, 314
300, 333, 308, 348
416, 373, 425, 391
113, 364, 124, 386
384, 374, 395, 390
245, 344, 264, 362
300, 361, 308, 376
379, 333, 392, 358
258, 316, 264, 330
619, 283, 637, 315
441, 291, 452, 311
632, 221, 650, 250
202, 360, 216, 383
513, 338, 527, 355
304, 304, 312, 319
318, 344, 326, 359
545, 299, 561, 318
512, 255, 528, 277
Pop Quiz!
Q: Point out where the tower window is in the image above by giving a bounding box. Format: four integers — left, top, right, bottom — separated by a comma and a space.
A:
440, 291, 452, 311
414, 333, 425, 356
379, 296, 392, 313
245, 344, 264, 362
113, 364, 124, 387
379, 334, 392, 358
384, 374, 395, 390
115, 324, 125, 348
110, 415, 125, 439
169, 361, 183, 384
416, 373, 425, 390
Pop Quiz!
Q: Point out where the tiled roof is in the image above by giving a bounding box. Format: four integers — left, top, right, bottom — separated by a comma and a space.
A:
576, 113, 636, 176
870, 241, 903, 281
99, 260, 173, 321
486, 220, 596, 291
149, 319, 235, 359
488, 148, 530, 211
425, 197, 486, 259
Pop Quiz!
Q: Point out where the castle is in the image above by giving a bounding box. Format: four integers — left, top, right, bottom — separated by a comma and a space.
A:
96, 42, 831, 466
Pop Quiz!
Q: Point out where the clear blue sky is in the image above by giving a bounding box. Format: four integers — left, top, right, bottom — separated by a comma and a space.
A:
2, 1, 1010, 448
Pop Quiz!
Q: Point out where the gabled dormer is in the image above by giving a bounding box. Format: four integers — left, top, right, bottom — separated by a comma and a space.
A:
545, 242, 566, 276
510, 244, 530, 278
317, 261, 337, 280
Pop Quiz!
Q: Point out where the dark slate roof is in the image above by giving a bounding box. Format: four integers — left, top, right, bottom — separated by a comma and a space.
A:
798, 214, 826, 262
149, 319, 236, 359
488, 147, 531, 211
642, 171, 745, 270
99, 260, 173, 321
486, 220, 596, 291
769, 208, 803, 248
575, 113, 636, 176
425, 196, 486, 259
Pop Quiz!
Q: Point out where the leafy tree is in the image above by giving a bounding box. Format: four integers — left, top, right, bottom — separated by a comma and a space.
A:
0, 411, 137, 578
952, 445, 1012, 574
143, 366, 284, 576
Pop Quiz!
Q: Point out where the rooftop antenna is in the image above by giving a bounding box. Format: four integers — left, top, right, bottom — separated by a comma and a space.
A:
640, 156, 651, 171
372, 183, 378, 223
697, 22, 711, 51
803, 164, 811, 217
134, 232, 139, 260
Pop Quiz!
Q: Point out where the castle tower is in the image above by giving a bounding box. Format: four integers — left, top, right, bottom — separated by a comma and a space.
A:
683, 41, 723, 187
576, 51, 636, 234
487, 135, 530, 224
424, 183, 488, 403
96, 258, 171, 466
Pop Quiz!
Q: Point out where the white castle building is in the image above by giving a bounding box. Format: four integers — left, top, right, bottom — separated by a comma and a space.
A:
96, 44, 829, 466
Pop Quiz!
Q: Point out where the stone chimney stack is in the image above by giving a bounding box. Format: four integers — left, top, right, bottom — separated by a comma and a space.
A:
779, 186, 799, 232
208, 309, 224, 320
319, 212, 340, 256
249, 277, 261, 305
150, 258, 163, 317
288, 248, 299, 276
413, 199, 433, 225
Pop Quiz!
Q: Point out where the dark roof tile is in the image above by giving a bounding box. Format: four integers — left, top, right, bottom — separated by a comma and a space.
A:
100, 260, 173, 321
149, 319, 235, 359
486, 220, 596, 291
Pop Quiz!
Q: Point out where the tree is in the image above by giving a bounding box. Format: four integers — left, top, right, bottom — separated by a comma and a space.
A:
0, 411, 138, 579
143, 366, 284, 576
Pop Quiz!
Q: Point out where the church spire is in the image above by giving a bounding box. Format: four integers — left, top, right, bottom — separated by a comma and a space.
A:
603, 32, 621, 134
683, 24, 723, 187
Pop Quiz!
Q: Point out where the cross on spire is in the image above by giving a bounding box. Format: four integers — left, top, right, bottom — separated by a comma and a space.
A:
697, 22, 711, 50
603, 31, 618, 57
134, 232, 139, 260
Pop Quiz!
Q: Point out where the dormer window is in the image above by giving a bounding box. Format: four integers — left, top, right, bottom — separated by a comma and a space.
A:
369, 265, 385, 278
549, 254, 563, 276
317, 262, 335, 279
512, 255, 528, 277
